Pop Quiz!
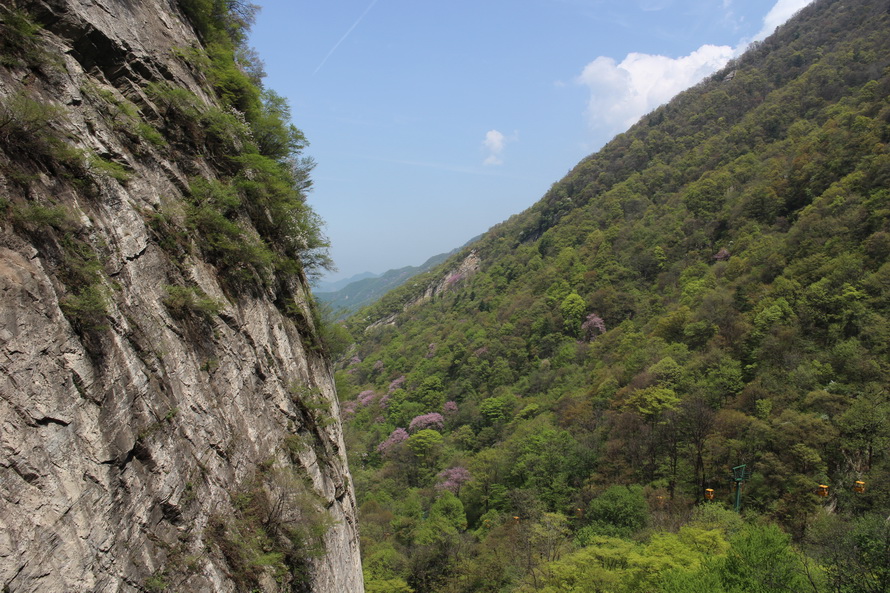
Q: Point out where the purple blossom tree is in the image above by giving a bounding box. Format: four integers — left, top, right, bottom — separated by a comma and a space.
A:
443, 401, 458, 415
444, 272, 464, 288
582, 313, 607, 341
408, 412, 445, 432
357, 390, 377, 406
435, 466, 471, 494
388, 375, 406, 394
377, 427, 409, 454
341, 401, 357, 417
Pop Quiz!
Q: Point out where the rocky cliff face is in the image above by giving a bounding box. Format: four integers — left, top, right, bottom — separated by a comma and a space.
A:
366, 250, 480, 330
0, 1, 364, 591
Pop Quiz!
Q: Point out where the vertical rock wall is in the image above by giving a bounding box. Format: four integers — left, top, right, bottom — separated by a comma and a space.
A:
0, 1, 363, 591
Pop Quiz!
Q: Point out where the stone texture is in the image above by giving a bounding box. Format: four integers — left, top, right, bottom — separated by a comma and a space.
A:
0, 1, 363, 591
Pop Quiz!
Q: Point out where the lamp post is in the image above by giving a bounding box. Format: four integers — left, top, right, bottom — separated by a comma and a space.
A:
732, 464, 751, 512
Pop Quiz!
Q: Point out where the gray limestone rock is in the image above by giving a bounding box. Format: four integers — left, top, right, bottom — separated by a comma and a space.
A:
0, 1, 364, 591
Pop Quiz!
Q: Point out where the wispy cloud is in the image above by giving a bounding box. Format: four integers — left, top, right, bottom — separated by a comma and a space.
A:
482, 129, 518, 166
575, 0, 815, 142
314, 0, 380, 75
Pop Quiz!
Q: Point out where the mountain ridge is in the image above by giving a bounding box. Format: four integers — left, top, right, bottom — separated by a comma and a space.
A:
336, 1, 890, 591
317, 237, 480, 317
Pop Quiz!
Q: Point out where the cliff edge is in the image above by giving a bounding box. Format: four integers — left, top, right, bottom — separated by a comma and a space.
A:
0, 1, 363, 591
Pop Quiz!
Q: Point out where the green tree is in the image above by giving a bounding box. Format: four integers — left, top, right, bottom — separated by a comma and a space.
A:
561, 292, 586, 337
406, 429, 443, 462
719, 523, 811, 593
579, 485, 649, 539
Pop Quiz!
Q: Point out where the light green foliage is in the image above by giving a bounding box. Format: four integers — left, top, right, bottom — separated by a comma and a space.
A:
688, 504, 745, 536
251, 89, 308, 160
81, 83, 167, 148
524, 527, 728, 593
145, 82, 204, 122
143, 573, 168, 592
479, 395, 513, 424
9, 202, 109, 334
185, 177, 275, 284
209, 464, 334, 590
0, 6, 55, 68
560, 292, 586, 336
411, 376, 446, 411
11, 203, 70, 230
578, 485, 649, 539
649, 356, 683, 386
0, 90, 74, 165
406, 429, 443, 460
413, 491, 466, 545
337, 3, 890, 590
60, 284, 108, 332
163, 285, 223, 319
624, 386, 681, 418
508, 422, 583, 509
719, 523, 812, 593
87, 154, 130, 182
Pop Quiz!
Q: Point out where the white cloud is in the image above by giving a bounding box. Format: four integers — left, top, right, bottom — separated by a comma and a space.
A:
753, 0, 814, 41
575, 0, 815, 143
576, 44, 735, 138
482, 129, 517, 166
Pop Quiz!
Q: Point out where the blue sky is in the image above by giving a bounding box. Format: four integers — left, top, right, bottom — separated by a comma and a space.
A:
249, 0, 813, 282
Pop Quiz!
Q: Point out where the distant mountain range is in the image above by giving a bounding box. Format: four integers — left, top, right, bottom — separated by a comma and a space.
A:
313, 272, 378, 294
314, 238, 480, 316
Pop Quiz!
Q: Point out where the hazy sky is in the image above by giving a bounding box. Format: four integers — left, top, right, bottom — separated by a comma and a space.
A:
249, 0, 813, 282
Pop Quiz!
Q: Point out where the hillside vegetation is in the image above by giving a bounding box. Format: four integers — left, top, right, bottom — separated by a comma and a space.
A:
334, 0, 890, 591
316, 246, 463, 317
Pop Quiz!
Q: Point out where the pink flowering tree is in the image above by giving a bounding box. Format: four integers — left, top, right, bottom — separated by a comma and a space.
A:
408, 412, 444, 433
443, 401, 458, 415
582, 313, 607, 341
444, 272, 464, 288
340, 401, 357, 417
387, 375, 406, 394
357, 390, 377, 406
377, 392, 391, 409
436, 466, 471, 495
377, 427, 409, 454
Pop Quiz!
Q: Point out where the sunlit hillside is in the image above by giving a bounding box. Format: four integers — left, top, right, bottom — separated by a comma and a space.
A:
333, 0, 890, 591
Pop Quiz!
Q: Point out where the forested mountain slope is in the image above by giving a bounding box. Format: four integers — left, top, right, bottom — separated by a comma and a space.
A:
316, 246, 463, 317
336, 0, 890, 591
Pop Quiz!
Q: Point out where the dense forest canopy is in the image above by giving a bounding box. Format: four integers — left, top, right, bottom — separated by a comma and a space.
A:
333, 0, 890, 591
